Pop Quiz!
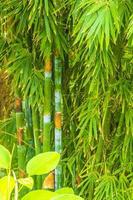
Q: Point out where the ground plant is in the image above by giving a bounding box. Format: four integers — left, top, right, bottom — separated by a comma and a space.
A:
0, 144, 83, 200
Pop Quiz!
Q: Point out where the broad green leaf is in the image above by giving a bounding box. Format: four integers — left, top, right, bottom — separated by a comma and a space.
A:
18, 177, 34, 189
0, 176, 15, 200
55, 187, 74, 195
51, 194, 84, 200
22, 190, 58, 200
26, 152, 60, 175
0, 145, 11, 169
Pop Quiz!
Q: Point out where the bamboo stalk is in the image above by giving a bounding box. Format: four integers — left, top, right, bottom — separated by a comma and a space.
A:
32, 109, 41, 155
54, 54, 62, 189
15, 97, 26, 178
42, 58, 55, 190
24, 99, 33, 141
43, 59, 52, 152
32, 108, 42, 189
24, 100, 34, 162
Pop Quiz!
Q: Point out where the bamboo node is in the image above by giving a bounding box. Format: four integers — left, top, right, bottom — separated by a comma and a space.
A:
15, 98, 22, 112
55, 112, 62, 128
45, 60, 52, 72
19, 169, 26, 178
76, 175, 81, 186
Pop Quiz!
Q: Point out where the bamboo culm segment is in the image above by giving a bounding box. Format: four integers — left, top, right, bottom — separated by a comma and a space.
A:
24, 99, 33, 140
24, 100, 34, 163
43, 59, 54, 190
43, 59, 52, 152
32, 109, 41, 155
17, 145, 26, 177
32, 109, 42, 189
16, 98, 26, 177
54, 55, 62, 189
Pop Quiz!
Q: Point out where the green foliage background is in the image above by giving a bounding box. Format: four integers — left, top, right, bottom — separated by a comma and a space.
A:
0, 0, 133, 199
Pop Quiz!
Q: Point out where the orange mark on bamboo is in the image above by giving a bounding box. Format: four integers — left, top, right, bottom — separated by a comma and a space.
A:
43, 171, 55, 189
15, 98, 22, 112
55, 112, 61, 129
17, 128, 23, 145
19, 169, 26, 178
76, 175, 81, 186
45, 59, 52, 72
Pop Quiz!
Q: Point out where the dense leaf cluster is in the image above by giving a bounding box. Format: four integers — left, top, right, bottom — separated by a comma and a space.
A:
0, 0, 133, 199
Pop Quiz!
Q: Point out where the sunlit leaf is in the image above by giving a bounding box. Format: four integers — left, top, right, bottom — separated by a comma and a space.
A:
26, 152, 60, 175
22, 190, 57, 200
0, 145, 11, 169
55, 187, 74, 195
51, 194, 84, 200
0, 176, 15, 200
18, 177, 34, 189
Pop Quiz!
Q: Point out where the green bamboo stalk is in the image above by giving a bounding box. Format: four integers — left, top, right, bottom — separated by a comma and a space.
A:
24, 99, 33, 141
32, 109, 41, 155
54, 54, 62, 189
32, 108, 42, 189
15, 97, 26, 178
24, 100, 34, 162
43, 59, 52, 152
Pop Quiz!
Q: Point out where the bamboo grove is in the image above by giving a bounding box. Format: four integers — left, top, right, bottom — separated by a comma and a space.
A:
0, 0, 133, 199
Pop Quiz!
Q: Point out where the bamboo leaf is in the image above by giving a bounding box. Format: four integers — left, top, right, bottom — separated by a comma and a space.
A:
45, 16, 51, 43
45, 0, 49, 16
